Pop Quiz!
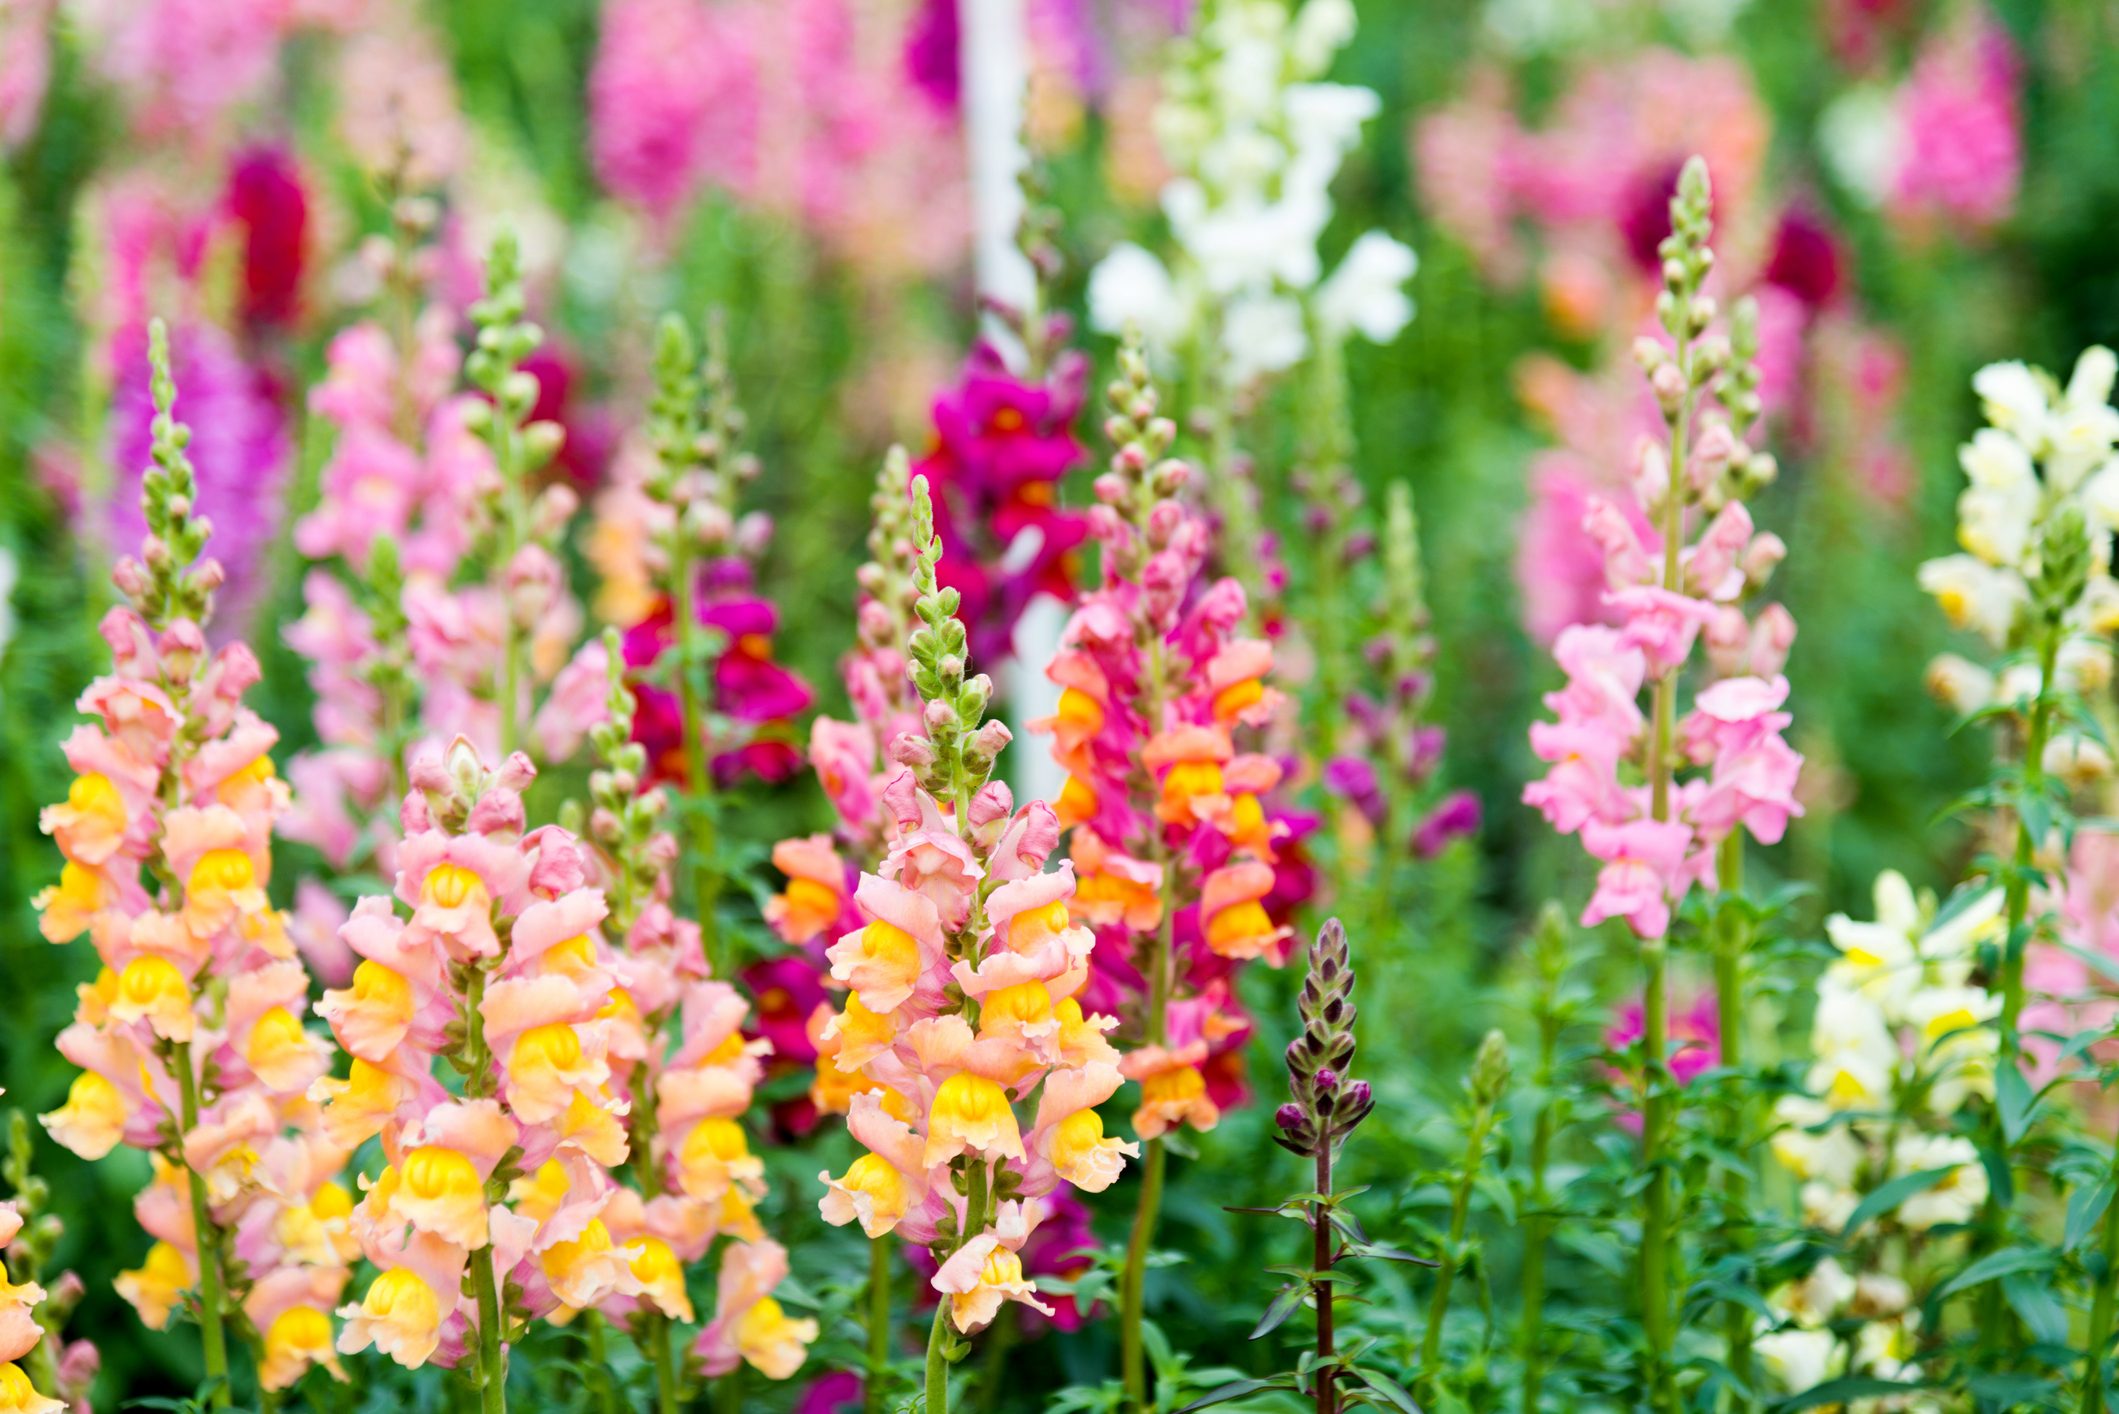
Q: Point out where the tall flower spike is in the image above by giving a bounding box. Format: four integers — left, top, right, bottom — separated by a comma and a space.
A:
1032, 329, 1293, 1405
1254, 919, 1385, 1414
814, 474, 1130, 1414
574, 631, 804, 1407
1521, 155, 1801, 1408
600, 312, 813, 977
317, 744, 636, 1411
39, 320, 347, 1406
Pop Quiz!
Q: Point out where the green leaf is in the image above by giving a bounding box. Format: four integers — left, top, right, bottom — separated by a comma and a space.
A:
1773, 1377, 1929, 1411
1347, 1368, 1426, 1413
2067, 1180, 2114, 1251
1347, 1242, 1439, 1267
1995, 1064, 2037, 1145
2003, 1271, 2069, 1346
1171, 1377, 1292, 1412
1932, 1245, 2054, 1302
1250, 1283, 1309, 1341
1838, 1168, 1958, 1240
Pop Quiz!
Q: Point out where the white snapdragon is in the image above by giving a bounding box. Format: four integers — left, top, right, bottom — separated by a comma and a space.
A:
1921, 348, 2119, 655
1758, 869, 2000, 1401
1088, 0, 1415, 383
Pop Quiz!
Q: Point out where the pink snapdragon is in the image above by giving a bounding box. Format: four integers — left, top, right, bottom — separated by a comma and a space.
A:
1033, 342, 1290, 1140
588, 0, 969, 279
1523, 162, 1802, 943
1887, 10, 2021, 235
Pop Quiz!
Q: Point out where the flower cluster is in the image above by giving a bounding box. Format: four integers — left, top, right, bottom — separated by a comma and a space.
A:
1918, 347, 2119, 696
1087, 0, 1417, 385
576, 638, 812, 1385
1035, 338, 1292, 1140
589, 318, 812, 791
3, 1107, 84, 1414
761, 450, 924, 1123
1820, 8, 2022, 237
37, 324, 348, 1395
1522, 160, 1802, 940
588, 0, 968, 280
1273, 919, 1374, 1160
1758, 872, 2000, 1397
317, 742, 638, 1376
815, 476, 1134, 1351
280, 194, 500, 870
1770, 872, 1997, 1233
916, 338, 1091, 668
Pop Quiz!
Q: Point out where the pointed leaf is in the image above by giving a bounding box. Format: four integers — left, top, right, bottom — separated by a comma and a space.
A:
1250, 1283, 1309, 1341
1838, 1169, 1957, 1240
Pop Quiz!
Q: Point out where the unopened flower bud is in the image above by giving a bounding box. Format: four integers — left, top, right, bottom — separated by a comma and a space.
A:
1470, 1029, 1511, 1107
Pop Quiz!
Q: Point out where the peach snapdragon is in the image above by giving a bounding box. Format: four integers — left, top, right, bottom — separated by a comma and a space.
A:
814, 478, 1133, 1414
577, 635, 810, 1409
316, 742, 634, 1412
37, 323, 349, 1405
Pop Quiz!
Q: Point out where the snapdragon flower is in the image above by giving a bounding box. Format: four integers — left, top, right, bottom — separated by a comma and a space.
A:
1755, 872, 1999, 1403
316, 741, 640, 1403
1917, 346, 2119, 1083
37, 322, 348, 1402
813, 476, 1131, 1414
1028, 335, 1290, 1402
281, 194, 499, 872
575, 633, 809, 1407
1522, 160, 1800, 941
1087, 0, 1415, 385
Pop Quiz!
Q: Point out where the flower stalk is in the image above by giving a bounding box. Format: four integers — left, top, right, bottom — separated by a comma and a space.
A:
1419, 1030, 1508, 1406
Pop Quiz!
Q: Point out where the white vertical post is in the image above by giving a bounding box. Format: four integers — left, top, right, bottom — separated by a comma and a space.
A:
958, 0, 1037, 326
960, 0, 1067, 805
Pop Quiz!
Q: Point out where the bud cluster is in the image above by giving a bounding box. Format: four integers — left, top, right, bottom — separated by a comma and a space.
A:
1275, 920, 1376, 1158
898, 476, 1011, 801
1090, 337, 1193, 593
117, 319, 225, 635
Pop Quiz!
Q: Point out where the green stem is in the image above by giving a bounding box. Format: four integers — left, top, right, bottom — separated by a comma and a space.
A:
925, 1303, 954, 1414
1314, 1146, 1337, 1414
1998, 623, 2061, 1061
866, 1238, 891, 1414
472, 1247, 506, 1414
1420, 1102, 1493, 1404
1716, 836, 1754, 1408
651, 1313, 680, 1414
172, 1041, 232, 1409
1980, 618, 2060, 1350
586, 1316, 618, 1414
1121, 1136, 1168, 1411
927, 1161, 991, 1414
1520, 997, 1560, 1413
2080, 1142, 2119, 1413
1634, 329, 1693, 1414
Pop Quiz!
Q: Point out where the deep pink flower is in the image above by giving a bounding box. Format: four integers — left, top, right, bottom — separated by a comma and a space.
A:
1890, 11, 2021, 233
1763, 204, 1844, 311
223, 144, 308, 330
917, 344, 1092, 663
1605, 990, 1721, 1131
621, 583, 814, 787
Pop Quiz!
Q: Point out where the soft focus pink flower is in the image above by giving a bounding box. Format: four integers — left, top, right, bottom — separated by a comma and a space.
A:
1605, 989, 1721, 1131
1888, 10, 2021, 234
